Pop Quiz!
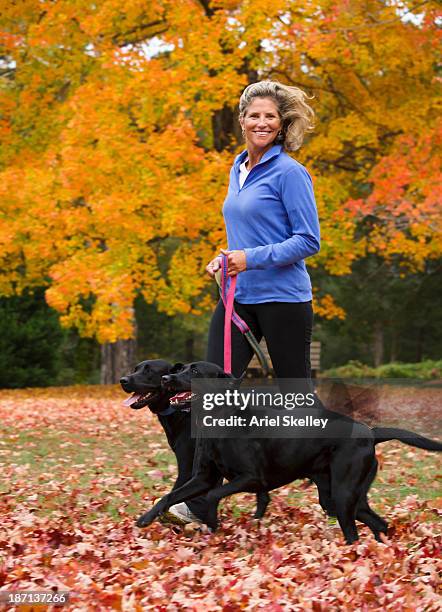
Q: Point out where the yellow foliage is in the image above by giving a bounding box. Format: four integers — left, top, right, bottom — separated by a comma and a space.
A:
313, 293, 346, 320
0, 0, 440, 339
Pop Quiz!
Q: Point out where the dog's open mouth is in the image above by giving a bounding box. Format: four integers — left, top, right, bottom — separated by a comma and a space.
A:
170, 391, 198, 405
122, 392, 155, 409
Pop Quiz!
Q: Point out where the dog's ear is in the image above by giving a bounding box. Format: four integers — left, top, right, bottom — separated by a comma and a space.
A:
170, 362, 184, 374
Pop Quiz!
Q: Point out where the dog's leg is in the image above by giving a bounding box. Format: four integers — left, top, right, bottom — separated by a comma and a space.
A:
331, 448, 373, 544
355, 459, 388, 541
356, 502, 388, 541
311, 473, 336, 517
204, 476, 262, 531
313, 471, 387, 538
136, 472, 216, 528
333, 492, 359, 544
254, 491, 270, 519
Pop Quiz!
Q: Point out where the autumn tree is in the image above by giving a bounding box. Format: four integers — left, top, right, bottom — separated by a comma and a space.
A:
0, 0, 440, 379
266, 0, 441, 357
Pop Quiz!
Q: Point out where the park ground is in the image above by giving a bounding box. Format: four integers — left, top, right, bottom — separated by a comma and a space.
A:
0, 385, 440, 610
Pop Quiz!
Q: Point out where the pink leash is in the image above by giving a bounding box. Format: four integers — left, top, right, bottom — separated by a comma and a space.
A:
220, 255, 237, 374
218, 254, 269, 377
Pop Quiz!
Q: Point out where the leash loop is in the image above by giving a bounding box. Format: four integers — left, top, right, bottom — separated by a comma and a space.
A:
217, 254, 269, 377
220, 254, 236, 374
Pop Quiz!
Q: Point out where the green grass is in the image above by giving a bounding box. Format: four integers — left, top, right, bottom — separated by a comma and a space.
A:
1, 424, 440, 526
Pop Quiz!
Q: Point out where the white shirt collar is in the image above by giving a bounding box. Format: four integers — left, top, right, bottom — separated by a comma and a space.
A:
239, 158, 249, 173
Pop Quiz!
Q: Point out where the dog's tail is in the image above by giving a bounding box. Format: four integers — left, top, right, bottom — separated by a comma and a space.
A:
372, 427, 442, 451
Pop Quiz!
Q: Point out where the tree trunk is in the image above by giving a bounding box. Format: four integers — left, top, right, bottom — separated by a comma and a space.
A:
372, 321, 384, 367
211, 60, 258, 152
100, 337, 137, 384
390, 328, 398, 362
212, 103, 240, 152
415, 326, 424, 362
185, 334, 194, 362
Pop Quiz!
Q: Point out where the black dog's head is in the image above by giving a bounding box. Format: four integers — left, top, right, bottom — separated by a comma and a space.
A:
120, 359, 174, 411
161, 361, 241, 407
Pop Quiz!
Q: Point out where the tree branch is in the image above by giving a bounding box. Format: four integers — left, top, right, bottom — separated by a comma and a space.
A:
111, 20, 169, 47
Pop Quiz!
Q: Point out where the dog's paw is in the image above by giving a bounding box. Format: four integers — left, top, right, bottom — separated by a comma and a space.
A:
136, 512, 157, 528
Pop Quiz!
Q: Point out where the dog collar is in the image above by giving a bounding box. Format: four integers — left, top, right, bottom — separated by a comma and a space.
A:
158, 405, 177, 416
158, 404, 191, 416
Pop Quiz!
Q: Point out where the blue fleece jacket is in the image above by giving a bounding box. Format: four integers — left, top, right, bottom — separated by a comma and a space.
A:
222, 143, 320, 303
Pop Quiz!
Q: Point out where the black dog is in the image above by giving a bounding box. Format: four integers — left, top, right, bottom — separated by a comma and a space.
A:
136, 361, 442, 544
120, 360, 198, 505
120, 359, 270, 523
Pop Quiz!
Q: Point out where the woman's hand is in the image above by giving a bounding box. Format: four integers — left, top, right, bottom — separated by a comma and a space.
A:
220, 248, 247, 277
205, 256, 222, 278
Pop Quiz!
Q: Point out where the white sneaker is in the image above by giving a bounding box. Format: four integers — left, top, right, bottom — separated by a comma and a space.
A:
160, 502, 202, 525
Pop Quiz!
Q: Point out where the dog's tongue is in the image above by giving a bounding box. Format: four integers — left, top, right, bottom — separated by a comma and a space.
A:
170, 391, 192, 403
122, 393, 141, 407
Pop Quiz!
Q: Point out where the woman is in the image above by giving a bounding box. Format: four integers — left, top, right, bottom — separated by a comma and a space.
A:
206, 79, 320, 382
167, 80, 321, 526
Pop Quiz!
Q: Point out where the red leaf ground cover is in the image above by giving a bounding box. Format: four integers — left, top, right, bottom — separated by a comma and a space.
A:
0, 386, 440, 610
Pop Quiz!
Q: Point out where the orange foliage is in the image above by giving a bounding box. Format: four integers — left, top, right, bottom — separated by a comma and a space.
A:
0, 1, 440, 340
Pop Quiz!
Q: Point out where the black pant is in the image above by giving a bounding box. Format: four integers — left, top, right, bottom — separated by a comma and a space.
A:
206, 299, 314, 380
186, 298, 314, 520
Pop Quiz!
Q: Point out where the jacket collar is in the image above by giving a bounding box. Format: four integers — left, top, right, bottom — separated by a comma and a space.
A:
234, 143, 283, 169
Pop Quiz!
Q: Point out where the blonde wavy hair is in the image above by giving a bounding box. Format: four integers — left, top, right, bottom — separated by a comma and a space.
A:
238, 80, 315, 152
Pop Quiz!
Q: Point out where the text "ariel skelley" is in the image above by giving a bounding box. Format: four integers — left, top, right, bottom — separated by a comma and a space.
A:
202, 414, 329, 429
249, 414, 329, 428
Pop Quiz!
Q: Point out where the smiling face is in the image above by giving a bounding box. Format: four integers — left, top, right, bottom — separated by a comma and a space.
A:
240, 97, 282, 152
